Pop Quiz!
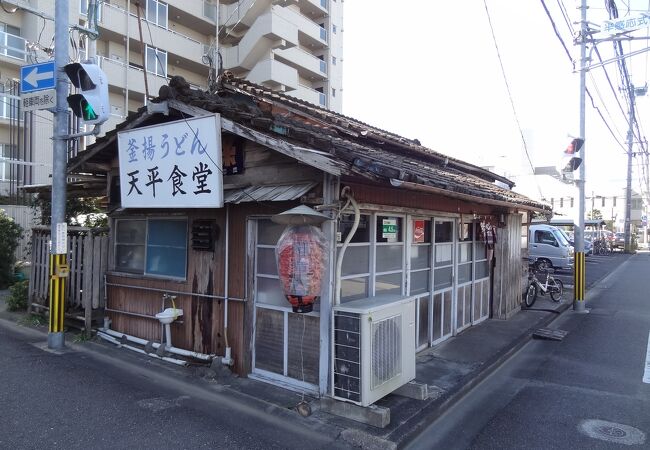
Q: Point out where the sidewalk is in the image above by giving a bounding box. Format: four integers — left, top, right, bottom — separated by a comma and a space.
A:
0, 279, 598, 449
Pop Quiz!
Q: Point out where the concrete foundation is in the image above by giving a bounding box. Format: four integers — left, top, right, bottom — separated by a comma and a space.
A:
320, 397, 390, 428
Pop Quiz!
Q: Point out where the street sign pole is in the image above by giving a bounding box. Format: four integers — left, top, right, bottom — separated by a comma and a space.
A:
48, 0, 69, 350
574, 0, 588, 313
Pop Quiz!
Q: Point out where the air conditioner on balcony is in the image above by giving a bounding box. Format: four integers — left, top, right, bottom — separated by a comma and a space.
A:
333, 295, 416, 407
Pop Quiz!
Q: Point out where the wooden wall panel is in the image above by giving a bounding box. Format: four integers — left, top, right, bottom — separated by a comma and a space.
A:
492, 213, 523, 319
343, 180, 501, 216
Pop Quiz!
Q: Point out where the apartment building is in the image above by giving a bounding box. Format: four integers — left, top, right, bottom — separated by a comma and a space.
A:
0, 0, 344, 199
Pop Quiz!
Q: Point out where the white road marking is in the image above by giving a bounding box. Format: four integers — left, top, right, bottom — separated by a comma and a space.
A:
644, 332, 650, 384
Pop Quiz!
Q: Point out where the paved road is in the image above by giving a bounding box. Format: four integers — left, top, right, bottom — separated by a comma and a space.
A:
0, 322, 348, 449
407, 252, 650, 449
550, 251, 629, 289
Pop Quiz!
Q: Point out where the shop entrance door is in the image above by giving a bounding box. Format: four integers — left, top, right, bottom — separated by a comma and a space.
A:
249, 218, 320, 394
431, 219, 455, 345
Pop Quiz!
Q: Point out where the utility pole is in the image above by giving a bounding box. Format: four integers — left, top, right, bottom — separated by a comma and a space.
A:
623, 85, 646, 251
624, 86, 635, 253
48, 0, 69, 349
574, 0, 587, 313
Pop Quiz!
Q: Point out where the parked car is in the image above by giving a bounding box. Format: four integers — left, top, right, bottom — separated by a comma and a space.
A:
565, 231, 593, 256
614, 232, 625, 250
529, 224, 574, 270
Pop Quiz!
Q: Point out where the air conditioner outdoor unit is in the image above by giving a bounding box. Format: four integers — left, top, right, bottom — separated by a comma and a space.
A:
332, 294, 416, 407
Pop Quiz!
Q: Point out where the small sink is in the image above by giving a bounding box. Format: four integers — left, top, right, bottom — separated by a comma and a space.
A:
155, 308, 183, 324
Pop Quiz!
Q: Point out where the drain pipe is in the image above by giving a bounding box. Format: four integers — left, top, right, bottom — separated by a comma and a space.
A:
97, 331, 189, 366
334, 187, 359, 306
221, 203, 234, 366
98, 327, 214, 361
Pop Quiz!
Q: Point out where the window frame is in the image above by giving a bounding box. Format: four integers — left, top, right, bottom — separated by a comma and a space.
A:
145, 45, 168, 77
146, 0, 168, 28
113, 217, 188, 280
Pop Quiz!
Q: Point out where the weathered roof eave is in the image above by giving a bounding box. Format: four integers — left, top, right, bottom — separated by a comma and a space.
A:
396, 180, 550, 213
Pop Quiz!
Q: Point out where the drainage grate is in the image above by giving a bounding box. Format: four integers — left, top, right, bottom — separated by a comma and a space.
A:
578, 419, 647, 446
532, 328, 568, 341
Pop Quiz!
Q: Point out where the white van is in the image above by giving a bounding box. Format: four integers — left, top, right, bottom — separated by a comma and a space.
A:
529, 224, 574, 270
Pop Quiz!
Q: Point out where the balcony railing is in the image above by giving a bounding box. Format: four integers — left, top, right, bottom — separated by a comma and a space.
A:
102, 3, 203, 46
0, 31, 26, 61
319, 26, 327, 42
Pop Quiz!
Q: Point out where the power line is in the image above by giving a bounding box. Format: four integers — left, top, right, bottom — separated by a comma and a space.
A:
482, 0, 543, 199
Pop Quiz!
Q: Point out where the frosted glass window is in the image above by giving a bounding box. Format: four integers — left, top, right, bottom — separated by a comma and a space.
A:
339, 246, 369, 276
116, 220, 145, 243
115, 244, 145, 273
375, 273, 402, 295
475, 241, 487, 260
256, 277, 287, 307
410, 270, 429, 295
341, 277, 369, 302
476, 260, 490, 279
258, 219, 286, 245
435, 221, 453, 242
459, 242, 472, 263
410, 245, 431, 270
376, 245, 403, 272
434, 267, 452, 290
146, 246, 186, 277
257, 248, 278, 275
435, 244, 453, 265
458, 262, 472, 284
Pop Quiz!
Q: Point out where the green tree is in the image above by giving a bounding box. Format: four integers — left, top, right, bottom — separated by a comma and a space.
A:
31, 196, 106, 227
0, 210, 23, 289
588, 209, 603, 220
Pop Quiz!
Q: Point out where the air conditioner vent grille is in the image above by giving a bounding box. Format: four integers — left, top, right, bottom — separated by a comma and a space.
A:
371, 314, 402, 390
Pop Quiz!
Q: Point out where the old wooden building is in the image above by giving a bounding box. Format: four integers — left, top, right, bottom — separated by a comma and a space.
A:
67, 75, 549, 398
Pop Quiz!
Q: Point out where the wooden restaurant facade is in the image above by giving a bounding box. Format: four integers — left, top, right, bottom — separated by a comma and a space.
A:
67, 75, 550, 397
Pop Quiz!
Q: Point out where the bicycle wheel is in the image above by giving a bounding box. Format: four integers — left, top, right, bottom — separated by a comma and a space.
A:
525, 282, 537, 307
550, 279, 564, 302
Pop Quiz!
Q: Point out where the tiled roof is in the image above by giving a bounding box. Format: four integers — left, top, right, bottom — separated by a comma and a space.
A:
68, 75, 550, 212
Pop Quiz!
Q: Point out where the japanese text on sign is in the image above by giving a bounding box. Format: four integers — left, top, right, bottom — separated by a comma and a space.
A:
117, 115, 223, 208
602, 13, 650, 34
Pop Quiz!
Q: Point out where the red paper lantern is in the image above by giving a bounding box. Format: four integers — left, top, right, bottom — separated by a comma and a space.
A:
275, 225, 327, 313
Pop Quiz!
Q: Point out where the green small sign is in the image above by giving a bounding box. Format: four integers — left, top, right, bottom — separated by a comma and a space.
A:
382, 219, 398, 239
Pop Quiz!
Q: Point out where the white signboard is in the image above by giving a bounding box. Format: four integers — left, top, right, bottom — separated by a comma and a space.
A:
55, 222, 67, 254
602, 13, 650, 35
21, 89, 56, 112
118, 115, 223, 208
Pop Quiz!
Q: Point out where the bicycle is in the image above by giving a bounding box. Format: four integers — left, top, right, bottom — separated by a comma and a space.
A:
593, 238, 611, 256
524, 266, 564, 307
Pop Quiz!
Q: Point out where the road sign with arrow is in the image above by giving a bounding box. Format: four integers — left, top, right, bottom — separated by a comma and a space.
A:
20, 61, 55, 94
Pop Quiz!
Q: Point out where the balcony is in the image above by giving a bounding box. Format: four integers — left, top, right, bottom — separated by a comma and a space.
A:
0, 31, 26, 65
290, 84, 326, 107
298, 0, 328, 19
99, 3, 206, 68
274, 47, 327, 80
248, 59, 299, 91
279, 7, 328, 48
221, 7, 298, 72
98, 56, 169, 98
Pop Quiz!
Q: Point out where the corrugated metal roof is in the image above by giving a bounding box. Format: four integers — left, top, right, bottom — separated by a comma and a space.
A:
224, 182, 317, 204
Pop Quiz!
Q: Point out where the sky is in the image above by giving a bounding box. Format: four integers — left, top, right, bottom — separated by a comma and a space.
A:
342, 0, 650, 201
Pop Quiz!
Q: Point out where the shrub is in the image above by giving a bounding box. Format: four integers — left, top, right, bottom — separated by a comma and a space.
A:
0, 210, 23, 289
6, 280, 28, 311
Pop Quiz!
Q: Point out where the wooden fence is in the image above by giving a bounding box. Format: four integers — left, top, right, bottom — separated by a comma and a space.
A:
29, 226, 109, 331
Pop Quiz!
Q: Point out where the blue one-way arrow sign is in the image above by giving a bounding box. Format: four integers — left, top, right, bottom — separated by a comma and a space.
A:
20, 61, 55, 94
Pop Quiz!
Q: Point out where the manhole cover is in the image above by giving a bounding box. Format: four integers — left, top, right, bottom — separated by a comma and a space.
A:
579, 419, 646, 445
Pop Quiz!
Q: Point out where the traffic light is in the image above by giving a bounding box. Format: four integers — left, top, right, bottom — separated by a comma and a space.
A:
561, 138, 583, 172
64, 62, 109, 125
